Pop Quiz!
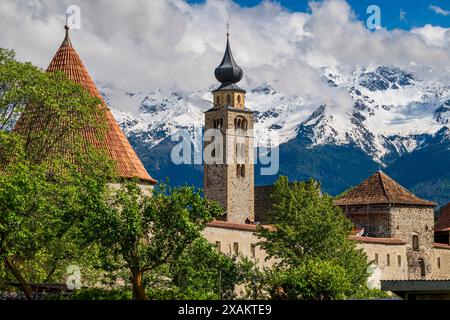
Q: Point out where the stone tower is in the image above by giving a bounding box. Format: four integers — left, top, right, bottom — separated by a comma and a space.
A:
204, 32, 255, 224
334, 171, 436, 279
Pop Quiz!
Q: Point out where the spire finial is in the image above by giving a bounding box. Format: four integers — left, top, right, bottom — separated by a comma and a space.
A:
214, 24, 243, 89
61, 23, 72, 47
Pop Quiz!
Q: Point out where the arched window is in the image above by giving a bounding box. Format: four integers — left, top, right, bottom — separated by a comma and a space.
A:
237, 95, 241, 104
234, 117, 248, 133
226, 94, 231, 105
213, 117, 223, 129
413, 235, 419, 251
216, 96, 220, 106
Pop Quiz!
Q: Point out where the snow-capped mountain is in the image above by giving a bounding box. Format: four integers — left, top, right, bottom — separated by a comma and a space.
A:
102, 65, 450, 166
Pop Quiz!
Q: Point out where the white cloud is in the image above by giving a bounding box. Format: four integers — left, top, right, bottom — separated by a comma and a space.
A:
430, 4, 450, 16
0, 0, 449, 114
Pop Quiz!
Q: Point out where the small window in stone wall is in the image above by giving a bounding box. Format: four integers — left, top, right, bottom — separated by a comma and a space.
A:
375, 253, 379, 265
438, 257, 441, 269
419, 258, 426, 277
237, 95, 241, 104
251, 244, 256, 258
233, 242, 239, 255
413, 235, 419, 251
398, 255, 402, 267
226, 94, 231, 105
216, 241, 221, 253
387, 254, 390, 267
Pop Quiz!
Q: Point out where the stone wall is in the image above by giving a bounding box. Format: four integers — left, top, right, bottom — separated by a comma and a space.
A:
431, 246, 450, 279
254, 185, 275, 223
390, 205, 435, 279
203, 224, 275, 268
108, 182, 153, 197
203, 225, 450, 284
355, 242, 408, 280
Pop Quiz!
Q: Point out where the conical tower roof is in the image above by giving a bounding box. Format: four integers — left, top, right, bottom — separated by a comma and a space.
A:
16, 26, 156, 184
334, 171, 435, 206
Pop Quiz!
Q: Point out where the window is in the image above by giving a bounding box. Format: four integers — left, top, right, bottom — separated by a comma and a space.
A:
438, 257, 441, 269
234, 117, 248, 132
233, 242, 239, 255
216, 96, 220, 106
413, 235, 419, 251
386, 254, 390, 267
213, 117, 223, 129
226, 94, 231, 104
374, 253, 379, 265
236, 164, 246, 178
251, 244, 256, 258
237, 95, 241, 104
398, 255, 402, 267
216, 241, 221, 253
419, 258, 426, 277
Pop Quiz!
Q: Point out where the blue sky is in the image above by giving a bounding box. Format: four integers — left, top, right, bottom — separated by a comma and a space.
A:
187, 0, 450, 30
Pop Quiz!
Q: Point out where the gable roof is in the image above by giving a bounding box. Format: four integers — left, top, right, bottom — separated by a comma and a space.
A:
334, 171, 435, 207
436, 203, 450, 232
15, 26, 156, 184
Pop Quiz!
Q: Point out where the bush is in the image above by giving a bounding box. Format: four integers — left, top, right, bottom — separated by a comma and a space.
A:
266, 259, 354, 300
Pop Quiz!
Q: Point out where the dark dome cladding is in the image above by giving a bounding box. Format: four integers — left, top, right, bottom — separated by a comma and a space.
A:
214, 36, 243, 84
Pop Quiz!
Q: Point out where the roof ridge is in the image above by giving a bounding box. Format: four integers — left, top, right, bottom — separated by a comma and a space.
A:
378, 171, 391, 203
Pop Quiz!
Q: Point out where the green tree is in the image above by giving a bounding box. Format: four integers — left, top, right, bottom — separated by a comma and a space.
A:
0, 48, 115, 299
84, 182, 223, 300
266, 259, 354, 300
147, 237, 254, 300
257, 176, 369, 299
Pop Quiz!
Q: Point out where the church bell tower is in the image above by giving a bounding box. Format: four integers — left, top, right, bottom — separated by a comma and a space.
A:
204, 29, 255, 224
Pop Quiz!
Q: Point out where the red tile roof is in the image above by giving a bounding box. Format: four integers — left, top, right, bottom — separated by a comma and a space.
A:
349, 236, 406, 245
15, 26, 156, 184
334, 171, 435, 207
434, 243, 450, 250
207, 220, 275, 232
436, 203, 450, 232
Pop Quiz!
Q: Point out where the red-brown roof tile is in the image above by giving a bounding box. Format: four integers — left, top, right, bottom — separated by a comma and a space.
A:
15, 26, 156, 184
349, 236, 406, 245
436, 203, 450, 232
207, 220, 275, 232
334, 171, 435, 207
434, 243, 450, 250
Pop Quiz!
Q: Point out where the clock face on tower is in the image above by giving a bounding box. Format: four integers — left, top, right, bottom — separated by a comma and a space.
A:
207, 165, 223, 185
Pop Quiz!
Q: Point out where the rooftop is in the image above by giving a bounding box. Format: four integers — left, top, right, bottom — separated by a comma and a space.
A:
435, 202, 450, 232
14, 26, 156, 184
334, 171, 435, 207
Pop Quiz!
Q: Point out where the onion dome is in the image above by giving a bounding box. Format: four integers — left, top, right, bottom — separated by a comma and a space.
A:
214, 33, 244, 91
